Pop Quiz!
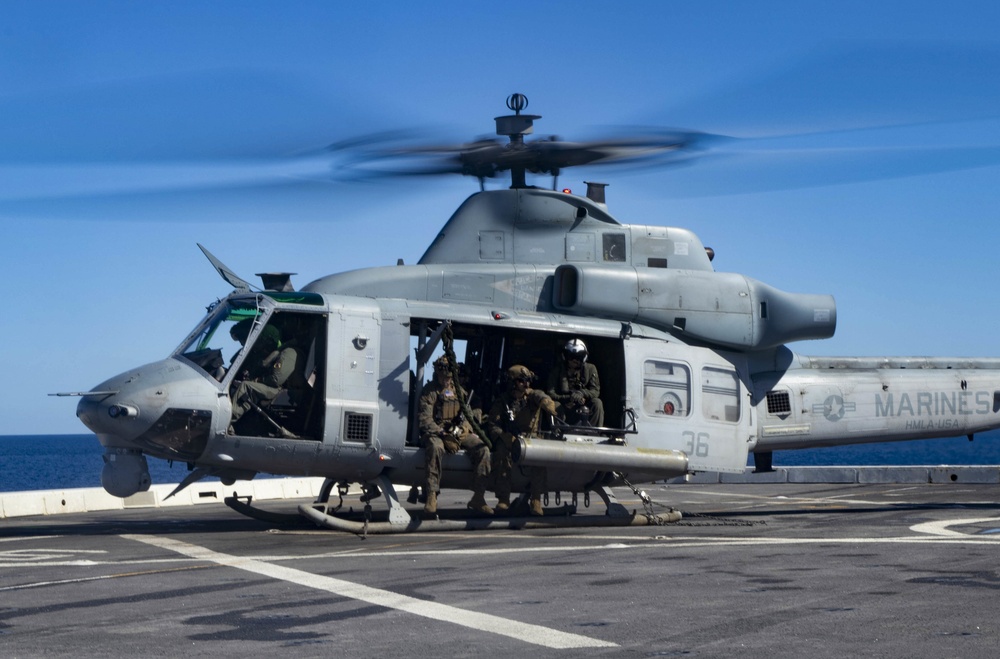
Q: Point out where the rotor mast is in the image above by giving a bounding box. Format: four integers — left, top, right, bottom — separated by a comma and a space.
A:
495, 93, 540, 189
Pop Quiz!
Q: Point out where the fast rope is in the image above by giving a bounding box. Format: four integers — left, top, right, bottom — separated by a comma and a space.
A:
441, 321, 493, 449
619, 474, 763, 527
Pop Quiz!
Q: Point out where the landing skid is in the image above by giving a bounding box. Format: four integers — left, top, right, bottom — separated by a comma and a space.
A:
223, 477, 682, 533
294, 477, 681, 535
225, 494, 304, 525
298, 504, 681, 534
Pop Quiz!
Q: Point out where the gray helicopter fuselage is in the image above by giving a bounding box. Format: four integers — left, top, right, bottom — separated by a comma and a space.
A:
77, 188, 1000, 498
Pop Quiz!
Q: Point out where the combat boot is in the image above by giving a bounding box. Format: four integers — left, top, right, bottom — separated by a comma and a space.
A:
425, 490, 438, 514
406, 486, 420, 504
529, 496, 544, 516
496, 492, 510, 515
467, 492, 494, 516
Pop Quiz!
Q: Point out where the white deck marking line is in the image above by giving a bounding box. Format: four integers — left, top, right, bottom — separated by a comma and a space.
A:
0, 564, 210, 592
123, 534, 617, 649
684, 490, 899, 506
0, 545, 614, 567
0, 574, 123, 591
910, 517, 1000, 537
0, 536, 61, 543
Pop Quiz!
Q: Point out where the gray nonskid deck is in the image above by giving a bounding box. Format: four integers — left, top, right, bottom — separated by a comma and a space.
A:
2, 481, 999, 657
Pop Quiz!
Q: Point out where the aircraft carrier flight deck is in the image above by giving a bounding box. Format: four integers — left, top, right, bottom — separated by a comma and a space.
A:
2, 477, 999, 658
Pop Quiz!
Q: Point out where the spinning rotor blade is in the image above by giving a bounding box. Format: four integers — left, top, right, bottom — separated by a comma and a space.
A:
0, 70, 401, 219
0, 70, 366, 164
331, 136, 504, 179
525, 133, 706, 170
4, 40, 1000, 214
643, 139, 1000, 198
331, 130, 711, 181
662, 43, 1000, 138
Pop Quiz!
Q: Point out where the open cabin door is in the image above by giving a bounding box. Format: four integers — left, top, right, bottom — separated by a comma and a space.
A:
624, 338, 751, 473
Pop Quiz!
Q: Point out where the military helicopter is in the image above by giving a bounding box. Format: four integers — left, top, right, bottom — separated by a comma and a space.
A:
65, 93, 1000, 533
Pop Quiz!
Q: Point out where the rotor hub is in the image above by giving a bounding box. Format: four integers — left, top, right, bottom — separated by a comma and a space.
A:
495, 92, 540, 141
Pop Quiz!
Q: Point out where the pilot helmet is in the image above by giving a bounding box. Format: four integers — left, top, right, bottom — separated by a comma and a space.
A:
229, 318, 255, 344
563, 338, 588, 363
258, 324, 282, 351
507, 364, 535, 384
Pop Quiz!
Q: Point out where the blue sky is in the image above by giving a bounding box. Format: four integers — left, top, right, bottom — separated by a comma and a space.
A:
3, 1, 1000, 435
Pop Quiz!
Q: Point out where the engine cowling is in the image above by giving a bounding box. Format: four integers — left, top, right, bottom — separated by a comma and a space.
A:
552, 264, 836, 351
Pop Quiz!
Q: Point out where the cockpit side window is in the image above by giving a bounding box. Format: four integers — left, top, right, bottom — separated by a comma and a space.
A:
176, 299, 264, 380
227, 310, 326, 440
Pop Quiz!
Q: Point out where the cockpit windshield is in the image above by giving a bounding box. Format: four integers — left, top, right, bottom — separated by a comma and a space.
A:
176, 298, 266, 379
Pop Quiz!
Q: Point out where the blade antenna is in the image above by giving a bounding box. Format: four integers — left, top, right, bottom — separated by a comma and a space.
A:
197, 243, 256, 292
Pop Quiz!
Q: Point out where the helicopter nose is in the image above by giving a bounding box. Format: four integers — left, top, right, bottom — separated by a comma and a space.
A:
77, 393, 119, 435
76, 399, 140, 427
76, 369, 152, 439
76, 358, 220, 462
77, 394, 140, 437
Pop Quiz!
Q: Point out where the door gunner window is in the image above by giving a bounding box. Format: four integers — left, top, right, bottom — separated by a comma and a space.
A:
642, 360, 690, 417
702, 366, 740, 423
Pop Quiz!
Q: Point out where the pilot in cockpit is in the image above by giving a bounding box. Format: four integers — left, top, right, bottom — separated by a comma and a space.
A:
228, 321, 302, 432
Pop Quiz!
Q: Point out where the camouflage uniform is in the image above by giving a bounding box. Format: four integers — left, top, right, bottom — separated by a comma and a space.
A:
418, 361, 492, 515
485, 365, 558, 516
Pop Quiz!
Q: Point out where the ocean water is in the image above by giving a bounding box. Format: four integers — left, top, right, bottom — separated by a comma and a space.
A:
762, 430, 1000, 467
2, 432, 1000, 493
0, 434, 200, 493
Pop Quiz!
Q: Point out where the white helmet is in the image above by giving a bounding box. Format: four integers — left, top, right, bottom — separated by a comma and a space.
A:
563, 338, 588, 363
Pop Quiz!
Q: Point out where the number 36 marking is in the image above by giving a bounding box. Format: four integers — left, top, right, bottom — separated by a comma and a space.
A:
683, 431, 710, 457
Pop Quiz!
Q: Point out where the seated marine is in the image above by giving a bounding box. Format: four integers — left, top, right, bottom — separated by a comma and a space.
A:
485, 364, 558, 516
546, 338, 604, 427
418, 356, 492, 516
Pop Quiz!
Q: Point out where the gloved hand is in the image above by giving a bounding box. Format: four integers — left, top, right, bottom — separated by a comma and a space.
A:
542, 399, 559, 417
570, 391, 587, 406
443, 438, 461, 454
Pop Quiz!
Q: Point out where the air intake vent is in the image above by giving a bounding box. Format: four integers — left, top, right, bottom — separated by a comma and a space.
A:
766, 391, 791, 415
344, 412, 373, 443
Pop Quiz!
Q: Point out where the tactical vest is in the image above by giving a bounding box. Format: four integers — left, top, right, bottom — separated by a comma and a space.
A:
509, 391, 543, 435
436, 387, 462, 426
565, 367, 585, 389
